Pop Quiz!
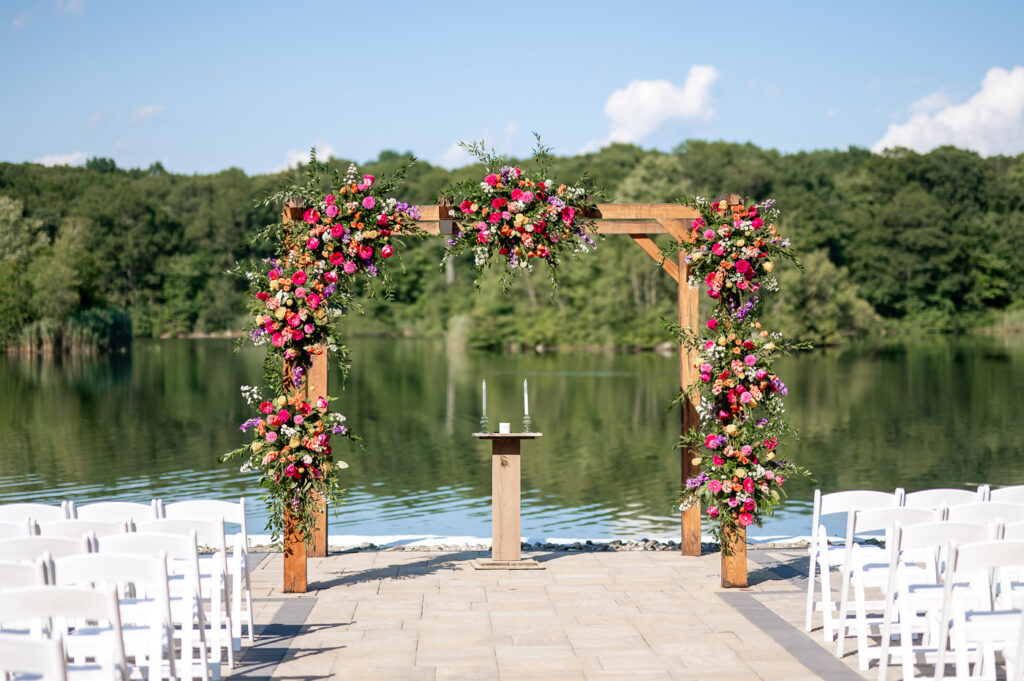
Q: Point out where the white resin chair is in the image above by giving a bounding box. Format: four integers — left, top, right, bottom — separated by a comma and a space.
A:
0, 501, 69, 524
99, 531, 212, 681
990, 485, 1024, 505
0, 558, 48, 590
0, 536, 90, 562
805, 488, 905, 637
37, 519, 128, 549
834, 506, 941, 668
876, 521, 993, 681
70, 500, 159, 528
54, 552, 176, 681
934, 540, 1024, 680
0, 519, 33, 538
161, 498, 254, 643
902, 488, 984, 510
0, 636, 68, 681
0, 585, 131, 681
137, 517, 235, 665
947, 502, 1024, 525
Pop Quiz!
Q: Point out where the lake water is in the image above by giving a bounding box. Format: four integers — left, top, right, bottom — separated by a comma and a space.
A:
1, 336, 1022, 542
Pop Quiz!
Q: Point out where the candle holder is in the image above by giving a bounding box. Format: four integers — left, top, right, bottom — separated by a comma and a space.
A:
479, 415, 489, 433
521, 414, 532, 433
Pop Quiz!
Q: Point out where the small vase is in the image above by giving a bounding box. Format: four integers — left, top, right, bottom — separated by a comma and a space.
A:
283, 507, 307, 593
720, 525, 747, 588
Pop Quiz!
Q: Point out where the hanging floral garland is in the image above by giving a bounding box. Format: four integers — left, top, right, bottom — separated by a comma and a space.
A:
442, 139, 599, 290
676, 197, 810, 546
222, 151, 423, 542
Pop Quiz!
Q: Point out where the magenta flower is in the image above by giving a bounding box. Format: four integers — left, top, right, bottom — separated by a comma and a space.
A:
277, 409, 290, 423
740, 392, 753, 404
703, 229, 715, 239
743, 498, 755, 510
325, 194, 336, 206
330, 224, 343, 238
707, 319, 718, 330
303, 323, 314, 333
484, 173, 498, 187
712, 455, 724, 467
294, 287, 307, 299
265, 431, 278, 443
271, 332, 284, 347
306, 238, 320, 250
708, 507, 719, 518
303, 209, 320, 224
488, 213, 501, 224
744, 354, 756, 366
362, 196, 376, 210
316, 396, 328, 409
306, 294, 320, 309
292, 270, 307, 286
738, 512, 753, 527
343, 261, 357, 275
269, 268, 281, 280
294, 415, 304, 426
743, 478, 755, 494
708, 479, 722, 493
735, 259, 751, 274
711, 243, 725, 256
325, 205, 339, 219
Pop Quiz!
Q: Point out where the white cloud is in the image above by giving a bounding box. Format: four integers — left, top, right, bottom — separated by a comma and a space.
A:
11, 12, 30, 30
274, 143, 336, 173
127, 104, 166, 123
437, 142, 473, 170
873, 66, 1024, 156
84, 111, 107, 132
910, 91, 950, 114
581, 66, 720, 153
35, 152, 88, 166
826, 107, 841, 119
55, 0, 85, 14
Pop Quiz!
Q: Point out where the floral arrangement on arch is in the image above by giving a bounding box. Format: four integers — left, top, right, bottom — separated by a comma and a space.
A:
442, 138, 599, 289
676, 196, 810, 546
222, 149, 422, 542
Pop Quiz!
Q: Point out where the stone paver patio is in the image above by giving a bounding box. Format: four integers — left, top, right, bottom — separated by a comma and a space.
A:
228, 548, 896, 681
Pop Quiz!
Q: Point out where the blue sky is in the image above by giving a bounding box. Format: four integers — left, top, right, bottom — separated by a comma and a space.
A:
2, 1, 1022, 174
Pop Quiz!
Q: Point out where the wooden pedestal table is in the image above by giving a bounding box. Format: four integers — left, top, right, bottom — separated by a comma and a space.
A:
471, 433, 544, 570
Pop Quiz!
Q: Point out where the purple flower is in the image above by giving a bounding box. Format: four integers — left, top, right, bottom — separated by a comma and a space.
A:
239, 417, 261, 433
366, 263, 378, 277
772, 378, 789, 396
685, 472, 710, 490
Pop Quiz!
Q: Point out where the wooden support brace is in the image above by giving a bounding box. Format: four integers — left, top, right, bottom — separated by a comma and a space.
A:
629, 235, 679, 282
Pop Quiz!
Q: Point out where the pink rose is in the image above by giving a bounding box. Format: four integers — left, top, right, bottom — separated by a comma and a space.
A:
381, 245, 393, 258
743, 478, 755, 494
561, 206, 575, 225
259, 401, 273, 414
510, 188, 523, 200
708, 289, 720, 299
705, 434, 720, 449
707, 319, 718, 330
718, 410, 730, 420
316, 396, 328, 409
703, 229, 715, 239
362, 196, 376, 210
728, 497, 739, 508
756, 369, 767, 380
325, 194, 336, 206
343, 261, 357, 275
748, 207, 758, 217
740, 392, 752, 404
277, 409, 289, 423
307, 294, 320, 309
460, 199, 474, 213
751, 217, 763, 228
294, 415, 304, 426
292, 270, 307, 286
712, 455, 725, 466
287, 315, 300, 328
325, 205, 339, 219
738, 512, 753, 527
704, 341, 715, 350
306, 238, 320, 250
744, 354, 756, 366
484, 173, 499, 187
265, 431, 277, 443
271, 332, 284, 347
268, 268, 281, 280
331, 224, 344, 238
712, 243, 725, 256
741, 445, 752, 456
708, 507, 719, 518
488, 213, 501, 224
303, 209, 320, 224
700, 373, 711, 382
324, 271, 338, 283
285, 464, 297, 478
735, 259, 751, 274
361, 174, 375, 188
737, 281, 748, 290
477, 231, 489, 244
743, 498, 755, 511
358, 245, 373, 260
294, 287, 307, 299
708, 479, 722, 493
303, 323, 314, 333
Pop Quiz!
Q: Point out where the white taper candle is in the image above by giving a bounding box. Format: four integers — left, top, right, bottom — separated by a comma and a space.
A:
524, 379, 529, 416
482, 379, 486, 415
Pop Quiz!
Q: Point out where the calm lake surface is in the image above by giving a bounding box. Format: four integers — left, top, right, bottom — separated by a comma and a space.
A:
1, 336, 1022, 541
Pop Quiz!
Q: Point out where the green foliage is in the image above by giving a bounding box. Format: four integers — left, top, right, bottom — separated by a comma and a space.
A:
1, 140, 1023, 352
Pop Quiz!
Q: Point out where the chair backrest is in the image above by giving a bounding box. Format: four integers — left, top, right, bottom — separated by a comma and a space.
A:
37, 519, 128, 542
0, 519, 32, 539
1003, 521, 1024, 541
0, 536, 90, 563
162, 498, 248, 549
98, 531, 204, 601
948, 502, 1024, 524
0, 502, 68, 524
990, 486, 1024, 505
70, 500, 158, 525
848, 506, 940, 537
949, 540, 1024, 610
0, 558, 47, 589
903, 488, 983, 509
0, 636, 67, 681
810, 488, 905, 548
0, 585, 129, 679
136, 517, 227, 554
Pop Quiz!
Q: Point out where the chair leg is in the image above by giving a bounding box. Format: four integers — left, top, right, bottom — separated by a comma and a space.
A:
836, 565, 853, 658
854, 576, 871, 670
805, 549, 817, 632
820, 558, 836, 642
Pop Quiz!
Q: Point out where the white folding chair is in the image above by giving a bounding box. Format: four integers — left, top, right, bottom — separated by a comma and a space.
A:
0, 636, 68, 681
70, 500, 159, 528
991, 486, 1024, 505
0, 558, 48, 590
0, 585, 131, 681
37, 520, 128, 550
1003, 608, 1024, 681
877, 521, 993, 681
161, 498, 254, 644
834, 506, 941, 668
805, 488, 905, 638
0, 502, 69, 524
948, 502, 1024, 525
0, 519, 33, 538
903, 488, 984, 509
0, 536, 91, 573
99, 531, 212, 681
54, 552, 176, 681
935, 540, 1024, 680
137, 518, 235, 666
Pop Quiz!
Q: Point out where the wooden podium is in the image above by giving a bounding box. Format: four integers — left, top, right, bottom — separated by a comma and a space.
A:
471, 432, 544, 569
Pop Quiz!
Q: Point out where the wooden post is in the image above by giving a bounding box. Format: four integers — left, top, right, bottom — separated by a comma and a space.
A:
283, 507, 307, 593
720, 525, 748, 588
471, 433, 543, 569
679, 247, 702, 556
307, 352, 329, 558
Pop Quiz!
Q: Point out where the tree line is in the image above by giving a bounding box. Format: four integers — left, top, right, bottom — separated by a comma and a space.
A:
1, 141, 1022, 352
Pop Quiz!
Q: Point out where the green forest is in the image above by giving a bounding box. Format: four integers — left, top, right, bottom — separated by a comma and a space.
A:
1, 141, 1023, 353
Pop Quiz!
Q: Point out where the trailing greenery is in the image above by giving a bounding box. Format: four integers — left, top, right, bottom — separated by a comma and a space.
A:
1, 142, 1022, 351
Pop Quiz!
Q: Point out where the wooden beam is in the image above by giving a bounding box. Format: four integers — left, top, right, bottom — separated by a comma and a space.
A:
307, 353, 329, 558
679, 247, 701, 556
587, 204, 701, 220
408, 219, 678, 236
629, 235, 679, 282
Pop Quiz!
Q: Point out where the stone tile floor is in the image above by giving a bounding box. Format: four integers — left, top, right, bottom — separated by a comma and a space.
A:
226, 548, 906, 681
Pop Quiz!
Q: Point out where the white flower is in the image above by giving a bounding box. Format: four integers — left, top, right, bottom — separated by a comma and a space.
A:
302, 454, 313, 465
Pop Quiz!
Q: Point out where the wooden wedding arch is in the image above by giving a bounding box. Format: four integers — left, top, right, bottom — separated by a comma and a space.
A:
283, 198, 743, 590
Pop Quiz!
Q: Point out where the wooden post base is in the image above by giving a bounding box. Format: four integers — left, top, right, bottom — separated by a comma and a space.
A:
472, 432, 543, 570
720, 525, 747, 588
283, 508, 307, 593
